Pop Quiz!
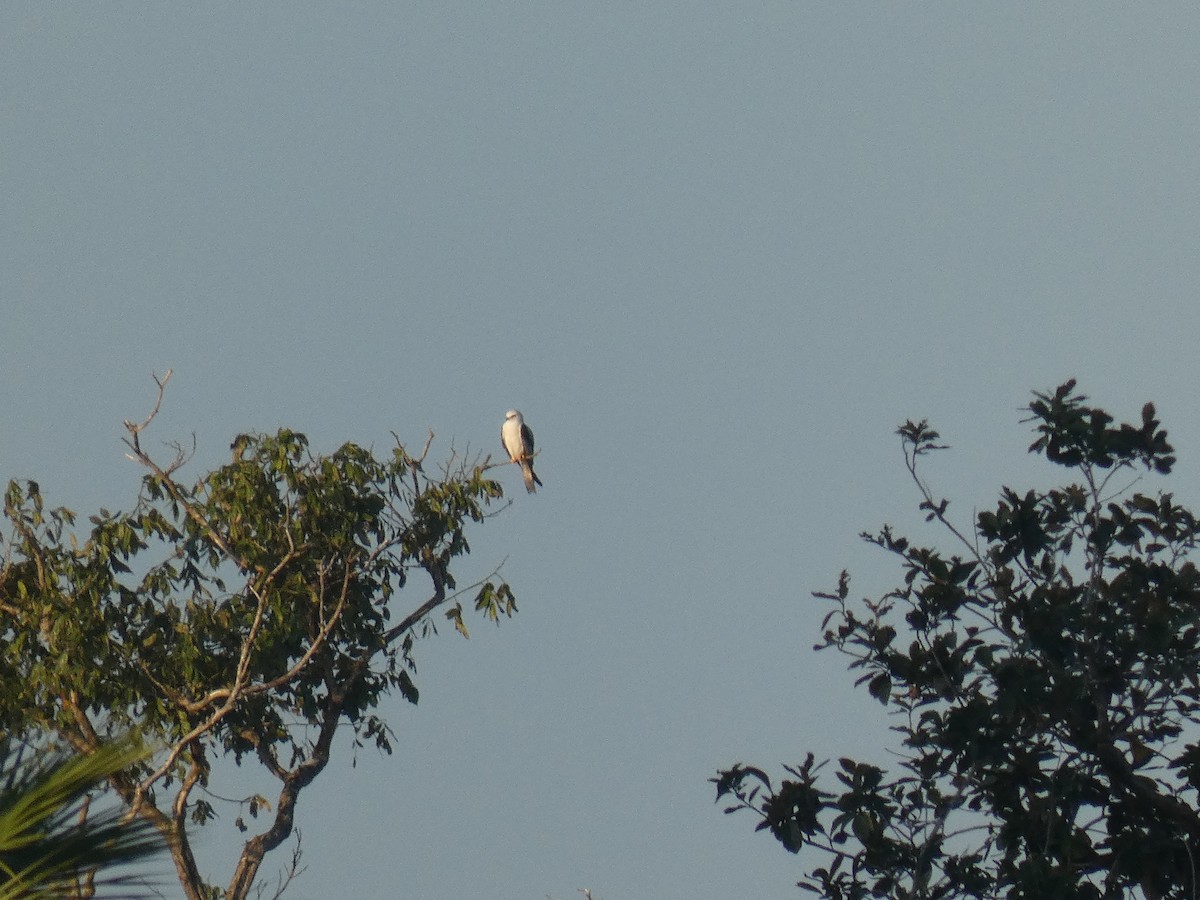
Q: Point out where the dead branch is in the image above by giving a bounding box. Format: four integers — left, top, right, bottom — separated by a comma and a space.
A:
122, 369, 172, 454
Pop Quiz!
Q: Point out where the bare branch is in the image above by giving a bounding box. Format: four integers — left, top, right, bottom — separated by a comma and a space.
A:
416, 430, 435, 465
122, 369, 173, 455
171, 744, 205, 830
254, 832, 305, 900
381, 568, 446, 646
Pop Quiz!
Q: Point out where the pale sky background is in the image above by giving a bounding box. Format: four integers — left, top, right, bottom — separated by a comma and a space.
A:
4, 4, 1200, 899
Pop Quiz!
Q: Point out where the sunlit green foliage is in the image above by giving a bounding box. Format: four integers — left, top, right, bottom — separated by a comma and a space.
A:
1, 393, 518, 900
716, 382, 1200, 898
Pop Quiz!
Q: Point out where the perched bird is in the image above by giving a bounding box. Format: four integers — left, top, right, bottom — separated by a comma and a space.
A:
501, 409, 543, 494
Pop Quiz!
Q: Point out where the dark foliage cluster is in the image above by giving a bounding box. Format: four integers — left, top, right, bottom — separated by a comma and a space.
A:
716, 382, 1200, 899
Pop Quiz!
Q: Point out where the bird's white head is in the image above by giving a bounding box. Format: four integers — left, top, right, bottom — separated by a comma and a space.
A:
505, 409, 522, 422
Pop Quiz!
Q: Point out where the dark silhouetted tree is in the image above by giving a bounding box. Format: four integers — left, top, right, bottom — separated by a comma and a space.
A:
715, 381, 1200, 898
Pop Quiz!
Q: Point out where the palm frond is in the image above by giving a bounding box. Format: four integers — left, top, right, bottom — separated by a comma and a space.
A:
0, 736, 167, 899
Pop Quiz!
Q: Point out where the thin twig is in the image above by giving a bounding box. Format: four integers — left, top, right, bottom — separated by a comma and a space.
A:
122, 370, 173, 456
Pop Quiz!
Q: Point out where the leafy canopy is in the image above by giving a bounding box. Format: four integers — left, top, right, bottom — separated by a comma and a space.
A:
1, 378, 519, 899
715, 381, 1200, 899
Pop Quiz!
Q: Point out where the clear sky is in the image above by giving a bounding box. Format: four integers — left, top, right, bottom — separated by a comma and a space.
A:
4, 4, 1200, 898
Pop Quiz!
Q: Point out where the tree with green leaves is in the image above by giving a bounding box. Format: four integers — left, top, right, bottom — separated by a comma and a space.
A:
0, 374, 520, 899
0, 736, 167, 899
715, 381, 1200, 898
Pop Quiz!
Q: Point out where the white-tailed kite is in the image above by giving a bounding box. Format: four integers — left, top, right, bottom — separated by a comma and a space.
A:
501, 409, 543, 494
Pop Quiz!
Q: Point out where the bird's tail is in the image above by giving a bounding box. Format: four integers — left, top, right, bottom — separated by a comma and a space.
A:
522, 461, 543, 494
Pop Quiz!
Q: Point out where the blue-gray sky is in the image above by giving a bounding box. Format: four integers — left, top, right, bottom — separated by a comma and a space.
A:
4, 4, 1200, 898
